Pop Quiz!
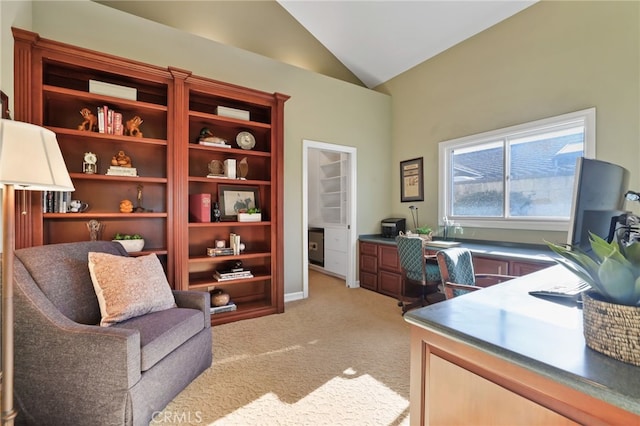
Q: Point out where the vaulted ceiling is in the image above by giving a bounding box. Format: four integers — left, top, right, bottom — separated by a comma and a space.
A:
97, 1, 536, 88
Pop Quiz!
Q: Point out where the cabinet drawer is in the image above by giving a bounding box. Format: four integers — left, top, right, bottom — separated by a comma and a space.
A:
325, 228, 347, 252
360, 241, 377, 256
360, 254, 377, 273
360, 271, 377, 290
474, 256, 509, 275
510, 260, 550, 276
325, 249, 347, 276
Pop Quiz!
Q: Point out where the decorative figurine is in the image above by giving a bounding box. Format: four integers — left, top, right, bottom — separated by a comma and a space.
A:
208, 160, 224, 177
83, 152, 98, 174
86, 219, 103, 241
237, 157, 249, 179
134, 184, 152, 213
78, 108, 98, 132
198, 127, 227, 145
111, 150, 132, 167
124, 116, 143, 138
119, 199, 134, 213
212, 201, 221, 222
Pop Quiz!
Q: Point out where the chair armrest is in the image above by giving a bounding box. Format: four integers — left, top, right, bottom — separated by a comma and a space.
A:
16, 301, 142, 388
443, 282, 483, 299
173, 290, 211, 328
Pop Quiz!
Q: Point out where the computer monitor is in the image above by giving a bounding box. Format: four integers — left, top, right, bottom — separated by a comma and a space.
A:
567, 157, 629, 251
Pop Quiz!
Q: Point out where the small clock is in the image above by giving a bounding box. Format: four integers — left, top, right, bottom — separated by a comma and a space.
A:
236, 131, 256, 150
83, 152, 98, 174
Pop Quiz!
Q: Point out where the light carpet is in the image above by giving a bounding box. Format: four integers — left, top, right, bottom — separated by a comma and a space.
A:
153, 270, 411, 425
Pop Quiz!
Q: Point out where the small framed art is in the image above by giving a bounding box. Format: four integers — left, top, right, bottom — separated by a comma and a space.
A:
218, 185, 260, 220
400, 157, 424, 202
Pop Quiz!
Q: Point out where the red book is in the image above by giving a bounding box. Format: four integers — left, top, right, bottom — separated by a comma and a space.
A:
189, 193, 211, 222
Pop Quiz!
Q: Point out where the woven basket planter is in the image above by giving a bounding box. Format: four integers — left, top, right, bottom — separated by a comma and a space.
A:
582, 291, 640, 366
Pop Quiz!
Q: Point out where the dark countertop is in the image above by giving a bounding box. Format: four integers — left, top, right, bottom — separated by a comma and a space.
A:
404, 265, 640, 416
359, 234, 559, 264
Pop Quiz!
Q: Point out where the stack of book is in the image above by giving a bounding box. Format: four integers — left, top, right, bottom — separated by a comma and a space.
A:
207, 247, 234, 257
210, 301, 237, 315
199, 140, 231, 148
214, 268, 253, 282
107, 165, 138, 177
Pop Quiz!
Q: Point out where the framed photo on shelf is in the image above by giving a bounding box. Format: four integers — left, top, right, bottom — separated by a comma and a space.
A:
218, 185, 260, 220
400, 157, 424, 202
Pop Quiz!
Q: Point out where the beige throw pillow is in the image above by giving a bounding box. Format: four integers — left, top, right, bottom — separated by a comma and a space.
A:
88, 252, 176, 326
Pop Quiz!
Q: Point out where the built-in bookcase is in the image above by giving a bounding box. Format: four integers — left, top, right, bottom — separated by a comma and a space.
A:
13, 28, 288, 325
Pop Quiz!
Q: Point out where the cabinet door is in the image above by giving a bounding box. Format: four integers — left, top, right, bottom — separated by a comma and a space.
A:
325, 248, 347, 276
324, 227, 348, 252
474, 256, 509, 275
378, 245, 401, 272
379, 269, 402, 298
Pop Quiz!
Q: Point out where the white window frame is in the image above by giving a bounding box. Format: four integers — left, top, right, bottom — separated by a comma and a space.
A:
438, 108, 596, 231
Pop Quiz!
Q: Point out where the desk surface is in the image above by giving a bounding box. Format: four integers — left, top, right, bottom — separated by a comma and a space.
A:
404, 265, 640, 416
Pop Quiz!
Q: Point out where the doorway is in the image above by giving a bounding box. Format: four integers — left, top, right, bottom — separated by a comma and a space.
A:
302, 140, 357, 298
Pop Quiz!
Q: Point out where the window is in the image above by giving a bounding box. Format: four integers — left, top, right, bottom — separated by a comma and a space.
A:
438, 108, 595, 231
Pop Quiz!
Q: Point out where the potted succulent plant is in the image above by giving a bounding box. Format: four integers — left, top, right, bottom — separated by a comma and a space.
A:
112, 233, 145, 253
547, 232, 640, 365
237, 207, 261, 222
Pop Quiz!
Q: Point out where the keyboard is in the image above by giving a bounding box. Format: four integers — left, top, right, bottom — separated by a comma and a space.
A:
529, 279, 590, 300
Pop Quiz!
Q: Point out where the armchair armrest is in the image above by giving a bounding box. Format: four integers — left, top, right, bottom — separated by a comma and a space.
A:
15, 275, 142, 387
173, 290, 211, 328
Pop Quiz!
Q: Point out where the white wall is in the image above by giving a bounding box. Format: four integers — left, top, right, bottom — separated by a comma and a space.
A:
1, 0, 392, 296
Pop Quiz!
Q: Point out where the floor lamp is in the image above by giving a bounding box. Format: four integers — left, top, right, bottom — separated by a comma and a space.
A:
0, 119, 74, 425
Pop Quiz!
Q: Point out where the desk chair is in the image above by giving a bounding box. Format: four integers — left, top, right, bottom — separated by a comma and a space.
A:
436, 247, 515, 299
396, 235, 444, 314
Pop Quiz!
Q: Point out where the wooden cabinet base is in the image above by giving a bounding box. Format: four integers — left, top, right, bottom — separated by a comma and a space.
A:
409, 326, 637, 425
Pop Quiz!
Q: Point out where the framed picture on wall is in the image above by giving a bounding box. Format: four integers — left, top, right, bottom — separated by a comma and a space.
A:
218, 185, 260, 220
400, 157, 424, 202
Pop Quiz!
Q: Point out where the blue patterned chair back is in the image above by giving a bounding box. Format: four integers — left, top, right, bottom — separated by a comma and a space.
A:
439, 248, 476, 286
396, 235, 440, 284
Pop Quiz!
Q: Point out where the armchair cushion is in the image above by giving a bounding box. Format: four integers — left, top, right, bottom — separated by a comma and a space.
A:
88, 252, 176, 326
112, 307, 205, 371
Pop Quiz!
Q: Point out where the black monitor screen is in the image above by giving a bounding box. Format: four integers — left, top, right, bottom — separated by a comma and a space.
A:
567, 157, 629, 251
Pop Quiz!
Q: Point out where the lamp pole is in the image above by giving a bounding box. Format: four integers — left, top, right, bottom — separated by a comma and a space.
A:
2, 184, 18, 425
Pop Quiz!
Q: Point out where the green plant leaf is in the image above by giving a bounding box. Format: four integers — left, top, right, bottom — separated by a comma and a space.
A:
598, 257, 637, 305
622, 242, 640, 266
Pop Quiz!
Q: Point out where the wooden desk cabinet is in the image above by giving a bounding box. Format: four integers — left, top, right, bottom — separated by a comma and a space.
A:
359, 239, 552, 299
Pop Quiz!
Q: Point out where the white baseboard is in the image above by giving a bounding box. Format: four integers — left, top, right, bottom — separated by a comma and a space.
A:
285, 291, 305, 303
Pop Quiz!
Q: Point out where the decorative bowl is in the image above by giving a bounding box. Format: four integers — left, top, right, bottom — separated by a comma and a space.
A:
113, 239, 145, 253
211, 290, 230, 307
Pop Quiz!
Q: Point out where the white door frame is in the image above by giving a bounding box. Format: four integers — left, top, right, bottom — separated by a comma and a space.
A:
302, 139, 357, 296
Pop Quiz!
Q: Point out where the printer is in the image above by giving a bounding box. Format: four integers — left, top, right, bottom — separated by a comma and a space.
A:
381, 218, 406, 238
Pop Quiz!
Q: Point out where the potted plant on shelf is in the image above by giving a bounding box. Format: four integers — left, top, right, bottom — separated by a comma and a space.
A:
237, 208, 261, 222
415, 226, 433, 241
112, 233, 145, 253
547, 232, 640, 366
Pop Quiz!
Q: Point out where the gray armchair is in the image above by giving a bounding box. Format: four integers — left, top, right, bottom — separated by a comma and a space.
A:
12, 241, 212, 426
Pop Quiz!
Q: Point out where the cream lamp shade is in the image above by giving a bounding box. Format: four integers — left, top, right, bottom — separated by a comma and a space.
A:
0, 119, 74, 191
